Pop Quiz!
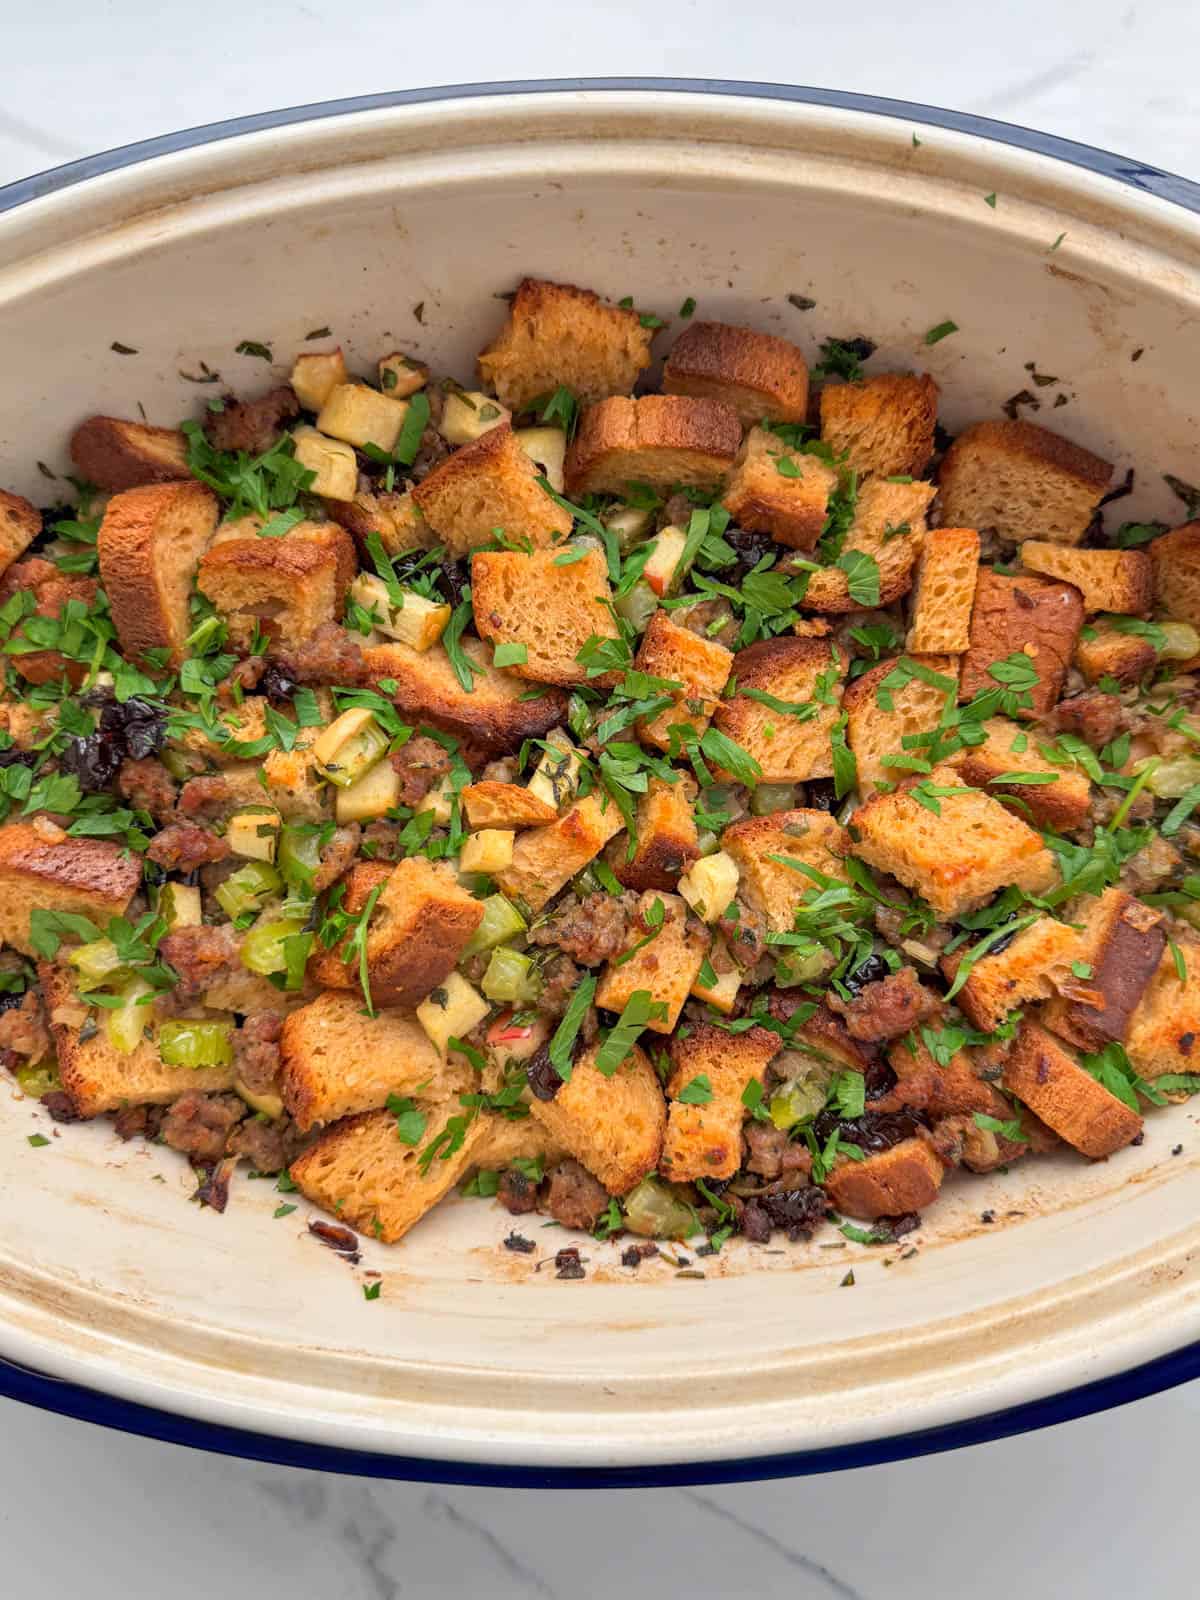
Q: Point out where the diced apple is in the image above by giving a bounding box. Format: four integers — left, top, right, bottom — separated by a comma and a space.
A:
678, 850, 740, 923
417, 971, 491, 1056
290, 348, 348, 412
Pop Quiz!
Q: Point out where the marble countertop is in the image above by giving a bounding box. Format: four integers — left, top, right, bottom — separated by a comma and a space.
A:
3, 3, 1198, 1594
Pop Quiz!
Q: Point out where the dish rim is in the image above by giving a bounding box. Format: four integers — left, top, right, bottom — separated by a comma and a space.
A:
1, 73, 1198, 1485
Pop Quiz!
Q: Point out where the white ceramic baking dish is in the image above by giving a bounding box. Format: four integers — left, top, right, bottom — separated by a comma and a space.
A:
2, 81, 1200, 1481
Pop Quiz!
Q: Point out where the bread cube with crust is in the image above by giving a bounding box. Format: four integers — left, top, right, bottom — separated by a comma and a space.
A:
495, 793, 624, 912
851, 765, 1057, 919
663, 321, 809, 425
1020, 541, 1152, 615
1150, 521, 1200, 628
906, 526, 980, 653
946, 916, 1086, 1032
948, 715, 1091, 830
937, 420, 1112, 546
610, 776, 700, 892
819, 372, 939, 480
39, 962, 235, 1119
471, 546, 619, 687
197, 520, 355, 650
713, 635, 845, 784
1125, 935, 1200, 1080
595, 891, 710, 1033
70, 415, 190, 492
98, 481, 219, 666
633, 609, 734, 751
720, 426, 839, 552
477, 277, 655, 410
412, 422, 572, 556
528, 1041, 665, 1195
565, 395, 741, 496
823, 1138, 945, 1218
958, 570, 1084, 718
324, 485, 430, 556
843, 653, 957, 793
280, 990, 457, 1131
363, 857, 484, 1010
801, 478, 936, 611
363, 636, 567, 755
307, 860, 393, 990
723, 809, 849, 933
1002, 1020, 1142, 1157
1041, 889, 1166, 1052
659, 1022, 780, 1182
0, 825, 141, 956
0, 491, 41, 577
461, 782, 557, 829
1073, 622, 1156, 687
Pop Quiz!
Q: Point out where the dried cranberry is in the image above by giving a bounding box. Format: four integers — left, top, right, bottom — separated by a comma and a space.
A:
0, 990, 24, 1015
101, 697, 166, 760
862, 1050, 898, 1101
724, 525, 780, 581
258, 660, 300, 706
805, 778, 838, 812
812, 1108, 926, 1154
0, 747, 37, 771
841, 951, 890, 995
554, 1246, 586, 1280
59, 731, 123, 793
740, 1201, 772, 1243
758, 1187, 829, 1240
526, 1043, 562, 1102
433, 559, 471, 610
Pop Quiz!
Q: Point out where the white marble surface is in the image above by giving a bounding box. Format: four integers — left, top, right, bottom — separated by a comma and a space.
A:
3, 4, 1200, 1594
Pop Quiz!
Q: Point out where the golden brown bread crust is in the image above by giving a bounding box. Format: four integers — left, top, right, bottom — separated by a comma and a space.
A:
882, 1033, 1016, 1123
471, 546, 619, 687
477, 276, 655, 410
948, 715, 1091, 831
307, 861, 394, 990
720, 426, 837, 551
662, 321, 809, 425
595, 891, 710, 1033
0, 490, 41, 577
958, 570, 1084, 718
0, 824, 142, 955
947, 916, 1085, 1032
461, 782, 558, 829
1150, 521, 1200, 628
843, 653, 956, 793
800, 478, 935, 612
818, 372, 939, 480
323, 486, 430, 555
528, 1042, 665, 1195
1073, 623, 1156, 687
713, 635, 844, 784
98, 480, 219, 665
197, 522, 355, 650
564, 394, 742, 496
365, 858, 485, 1009
659, 1022, 780, 1182
1019, 541, 1153, 616
937, 420, 1111, 547
1002, 1021, 1142, 1158
495, 794, 624, 912
611, 777, 699, 892
363, 636, 568, 755
723, 809, 849, 933
1125, 936, 1200, 1080
823, 1137, 945, 1219
70, 415, 191, 492
906, 526, 980, 654
633, 610, 734, 750
412, 422, 572, 555
1041, 890, 1166, 1052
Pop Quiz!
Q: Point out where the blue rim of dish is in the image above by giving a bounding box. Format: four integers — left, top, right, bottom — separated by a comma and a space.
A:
1, 77, 1198, 1484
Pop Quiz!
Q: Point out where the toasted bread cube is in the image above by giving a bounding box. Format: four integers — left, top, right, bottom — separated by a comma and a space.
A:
197, 520, 355, 650
720, 425, 839, 552
595, 891, 710, 1032
0, 825, 140, 956
565, 395, 741, 496
39, 962, 234, 1119
713, 636, 845, 783
308, 861, 392, 990
324, 485, 430, 554
1041, 889, 1166, 1051
1002, 1021, 1142, 1157
471, 546, 619, 687
938, 420, 1112, 547
364, 636, 567, 755
98, 480, 219, 666
472, 1112, 567, 1170
1125, 935, 1200, 1080
289, 1087, 486, 1244
633, 610, 734, 751
843, 653, 957, 793
461, 781, 558, 830
496, 794, 624, 912
958, 570, 1084, 718
1150, 520, 1200, 628
1073, 622, 1155, 687
1020, 540, 1152, 615
0, 699, 57, 750
801, 479, 935, 612
948, 716, 1091, 830
678, 850, 740, 924
316, 383, 410, 452
663, 321, 809, 425
659, 1022, 780, 1182
690, 936, 741, 1014
611, 777, 699, 892
528, 1041, 665, 1195
477, 276, 655, 410
851, 765, 1057, 919
413, 422, 572, 555
906, 526, 980, 653
290, 348, 349, 412
280, 989, 453, 1131
460, 829, 514, 874
947, 916, 1087, 1032
364, 858, 485, 1010
70, 415, 190, 492
824, 1138, 945, 1218
819, 372, 939, 480
439, 390, 510, 446
723, 809, 849, 933
0, 490, 41, 577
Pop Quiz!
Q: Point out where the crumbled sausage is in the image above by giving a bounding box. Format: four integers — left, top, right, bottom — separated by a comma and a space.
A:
160, 925, 241, 998
390, 735, 452, 808
232, 1012, 284, 1094
312, 824, 361, 894
527, 891, 637, 967
828, 966, 937, 1041
176, 773, 234, 819
1049, 690, 1127, 748
116, 757, 178, 822
271, 622, 364, 684
205, 386, 300, 455
0, 991, 50, 1060
543, 1159, 609, 1231
146, 821, 230, 871
160, 1091, 245, 1165
497, 1167, 539, 1215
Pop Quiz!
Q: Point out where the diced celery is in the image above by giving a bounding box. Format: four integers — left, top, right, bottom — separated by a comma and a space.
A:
461, 894, 527, 957
774, 948, 834, 987
769, 1082, 826, 1130
1159, 622, 1200, 661
105, 979, 154, 1055
613, 578, 659, 635
158, 1019, 234, 1069
750, 782, 796, 816
1142, 755, 1200, 799
622, 1176, 694, 1240
312, 708, 389, 788
215, 860, 283, 919
15, 1061, 60, 1099
481, 947, 541, 1005
240, 917, 308, 976
277, 824, 323, 894
67, 939, 129, 992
